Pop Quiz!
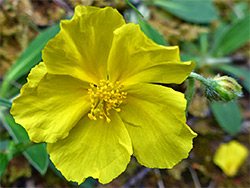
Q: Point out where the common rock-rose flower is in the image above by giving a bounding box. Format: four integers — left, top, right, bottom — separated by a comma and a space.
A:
11, 6, 197, 184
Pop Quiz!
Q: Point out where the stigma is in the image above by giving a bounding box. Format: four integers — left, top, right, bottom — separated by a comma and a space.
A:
87, 79, 127, 123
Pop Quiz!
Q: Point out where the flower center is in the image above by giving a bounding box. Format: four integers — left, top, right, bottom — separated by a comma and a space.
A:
87, 79, 127, 123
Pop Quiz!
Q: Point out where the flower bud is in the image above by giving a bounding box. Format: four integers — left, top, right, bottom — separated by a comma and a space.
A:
206, 75, 243, 102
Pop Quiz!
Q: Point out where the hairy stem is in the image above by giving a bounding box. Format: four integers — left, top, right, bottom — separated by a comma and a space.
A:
185, 76, 195, 113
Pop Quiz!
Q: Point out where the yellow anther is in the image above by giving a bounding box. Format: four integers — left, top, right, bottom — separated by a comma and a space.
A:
88, 113, 97, 121
115, 108, 121, 112
87, 80, 127, 123
106, 117, 111, 123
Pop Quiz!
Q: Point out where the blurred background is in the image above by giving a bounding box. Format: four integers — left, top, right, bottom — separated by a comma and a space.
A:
0, 0, 249, 187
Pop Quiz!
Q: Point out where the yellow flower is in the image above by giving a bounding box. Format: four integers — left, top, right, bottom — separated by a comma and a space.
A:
11, 6, 197, 184
213, 140, 248, 177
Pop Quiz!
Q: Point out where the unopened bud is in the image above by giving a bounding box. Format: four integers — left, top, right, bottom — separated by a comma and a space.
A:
206, 75, 243, 102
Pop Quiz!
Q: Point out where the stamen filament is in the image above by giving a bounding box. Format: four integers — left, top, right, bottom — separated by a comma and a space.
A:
87, 80, 127, 123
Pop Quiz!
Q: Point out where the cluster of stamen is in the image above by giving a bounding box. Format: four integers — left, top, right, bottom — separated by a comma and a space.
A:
87, 79, 127, 123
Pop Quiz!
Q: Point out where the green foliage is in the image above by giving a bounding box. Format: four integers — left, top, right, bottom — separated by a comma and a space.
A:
124, 0, 144, 18
152, 0, 218, 23
0, 152, 8, 178
0, 98, 12, 108
124, 5, 167, 46
209, 101, 242, 135
1, 114, 49, 175
137, 16, 167, 46
0, 24, 60, 99
180, 2, 249, 136
211, 15, 250, 57
230, 2, 249, 22
0, 140, 10, 151
199, 33, 209, 56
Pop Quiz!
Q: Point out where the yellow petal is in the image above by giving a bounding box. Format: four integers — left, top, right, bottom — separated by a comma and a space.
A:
43, 6, 125, 84
213, 140, 248, 177
108, 23, 196, 85
11, 62, 91, 143
47, 112, 132, 184
120, 83, 197, 168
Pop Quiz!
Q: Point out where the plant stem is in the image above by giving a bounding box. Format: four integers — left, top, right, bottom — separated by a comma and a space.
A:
185, 76, 195, 113
188, 165, 201, 188
188, 72, 211, 87
205, 57, 231, 65
199, 57, 232, 69
186, 72, 214, 112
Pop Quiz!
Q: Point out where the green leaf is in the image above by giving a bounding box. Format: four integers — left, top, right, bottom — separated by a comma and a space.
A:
24, 143, 48, 175
152, 0, 218, 23
230, 2, 249, 22
124, 0, 144, 18
199, 32, 209, 56
6, 141, 15, 161
0, 140, 10, 151
0, 24, 60, 98
214, 64, 250, 93
0, 152, 8, 178
137, 16, 167, 46
211, 15, 250, 57
213, 22, 228, 43
1, 113, 49, 175
210, 22, 229, 55
209, 101, 242, 135
3, 73, 28, 99
182, 42, 200, 56
0, 98, 12, 108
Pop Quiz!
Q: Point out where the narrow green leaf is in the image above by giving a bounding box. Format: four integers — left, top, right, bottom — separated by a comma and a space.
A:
199, 33, 209, 56
24, 143, 48, 175
210, 101, 242, 135
214, 64, 250, 93
0, 98, 12, 108
137, 16, 167, 46
211, 15, 250, 57
0, 152, 8, 178
152, 0, 218, 23
230, 2, 249, 22
0, 24, 60, 98
210, 22, 229, 55
124, 0, 144, 17
0, 140, 10, 151
1, 113, 49, 174
182, 42, 200, 56
2, 73, 29, 99
12, 142, 34, 157
213, 22, 228, 43
6, 141, 15, 161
